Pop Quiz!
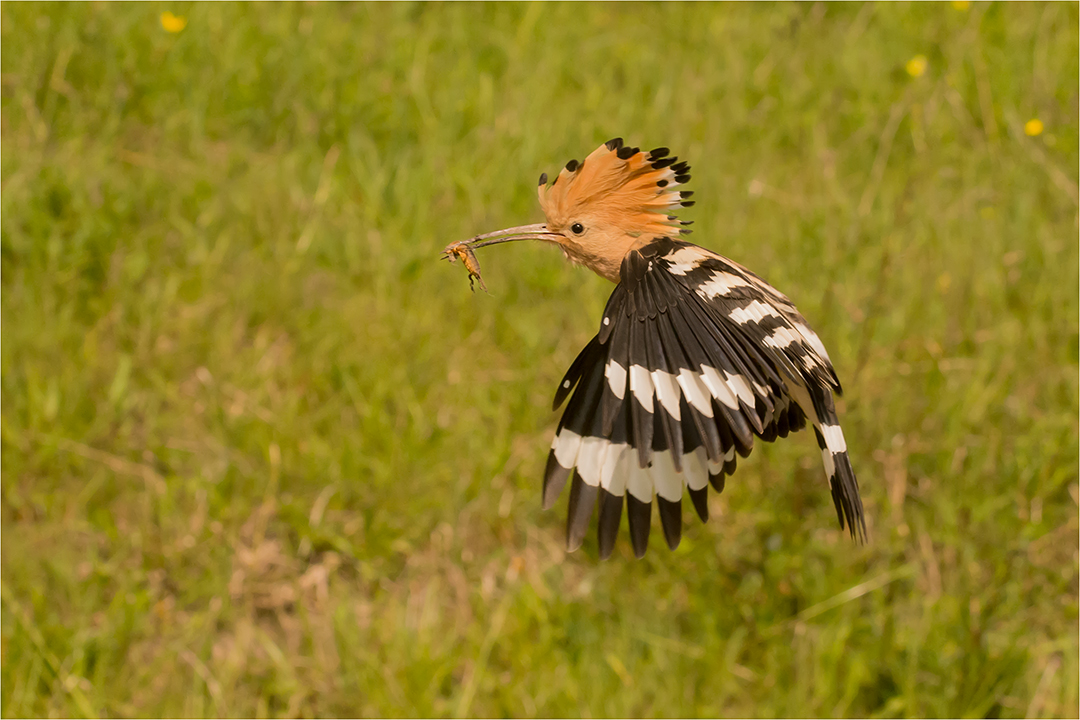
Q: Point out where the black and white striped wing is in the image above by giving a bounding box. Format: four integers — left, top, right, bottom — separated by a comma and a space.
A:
544, 237, 865, 558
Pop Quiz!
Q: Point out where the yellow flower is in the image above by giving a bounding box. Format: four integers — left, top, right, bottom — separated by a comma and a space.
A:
951, 1, 970, 10
160, 11, 187, 33
1024, 118, 1044, 137
906, 55, 928, 78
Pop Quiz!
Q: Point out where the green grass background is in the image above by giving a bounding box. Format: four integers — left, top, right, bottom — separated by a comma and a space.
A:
2, 2, 1078, 717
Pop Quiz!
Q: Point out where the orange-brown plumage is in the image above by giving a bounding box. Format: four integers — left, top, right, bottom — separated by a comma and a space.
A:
536, 139, 694, 282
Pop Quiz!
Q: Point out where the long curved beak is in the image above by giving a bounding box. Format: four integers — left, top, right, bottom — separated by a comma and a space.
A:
441, 223, 564, 258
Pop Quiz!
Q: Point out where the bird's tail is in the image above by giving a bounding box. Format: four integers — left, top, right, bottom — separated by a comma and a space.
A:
811, 407, 866, 542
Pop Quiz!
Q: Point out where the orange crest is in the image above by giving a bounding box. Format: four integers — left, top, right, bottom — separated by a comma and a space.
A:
537, 138, 695, 239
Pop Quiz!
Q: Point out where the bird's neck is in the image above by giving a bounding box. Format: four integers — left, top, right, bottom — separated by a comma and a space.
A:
558, 233, 675, 284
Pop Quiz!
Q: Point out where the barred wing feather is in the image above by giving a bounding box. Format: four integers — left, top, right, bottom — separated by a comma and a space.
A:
544, 237, 866, 558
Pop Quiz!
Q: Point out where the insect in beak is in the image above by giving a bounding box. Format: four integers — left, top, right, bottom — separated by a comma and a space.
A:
442, 223, 564, 290
442, 242, 487, 293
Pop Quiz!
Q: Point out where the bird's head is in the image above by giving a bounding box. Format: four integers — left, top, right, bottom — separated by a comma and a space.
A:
446, 138, 694, 283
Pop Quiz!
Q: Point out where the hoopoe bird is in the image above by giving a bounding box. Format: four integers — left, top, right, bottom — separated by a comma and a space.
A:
444, 138, 866, 559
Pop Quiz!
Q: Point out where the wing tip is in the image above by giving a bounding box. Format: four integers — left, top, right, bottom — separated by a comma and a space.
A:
597, 488, 623, 560
565, 474, 598, 552
688, 485, 709, 523
543, 451, 571, 510
658, 497, 682, 551
626, 494, 652, 558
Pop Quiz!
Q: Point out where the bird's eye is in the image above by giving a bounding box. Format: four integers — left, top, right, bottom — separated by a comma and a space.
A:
570, 223, 585, 235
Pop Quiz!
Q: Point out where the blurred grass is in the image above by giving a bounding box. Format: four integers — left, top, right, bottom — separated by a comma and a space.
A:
1, 2, 1077, 717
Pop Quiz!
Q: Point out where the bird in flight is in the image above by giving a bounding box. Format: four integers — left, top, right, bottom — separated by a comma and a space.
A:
443, 138, 866, 559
